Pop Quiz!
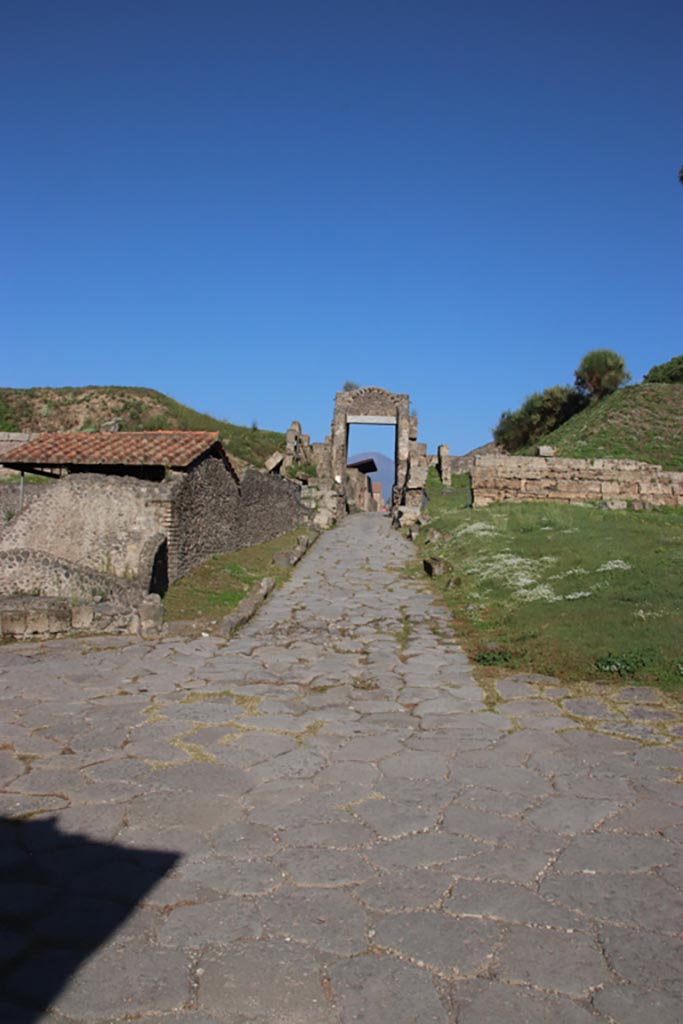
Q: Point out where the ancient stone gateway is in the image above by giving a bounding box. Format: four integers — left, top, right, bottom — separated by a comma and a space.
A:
330, 386, 427, 523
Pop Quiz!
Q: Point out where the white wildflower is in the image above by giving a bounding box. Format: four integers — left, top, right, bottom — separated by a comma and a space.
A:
516, 584, 563, 603
547, 568, 589, 581
564, 591, 593, 600
455, 521, 498, 538
597, 560, 632, 572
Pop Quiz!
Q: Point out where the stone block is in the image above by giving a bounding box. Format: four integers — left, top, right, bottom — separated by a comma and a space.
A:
139, 594, 164, 637
1, 608, 26, 636
71, 603, 94, 630
47, 603, 71, 633
24, 608, 50, 635
536, 445, 556, 456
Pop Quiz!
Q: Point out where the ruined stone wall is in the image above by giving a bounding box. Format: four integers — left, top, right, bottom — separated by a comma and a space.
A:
0, 549, 138, 603
471, 455, 683, 509
164, 455, 241, 581
238, 469, 307, 548
0, 484, 46, 531
0, 473, 164, 578
450, 442, 504, 475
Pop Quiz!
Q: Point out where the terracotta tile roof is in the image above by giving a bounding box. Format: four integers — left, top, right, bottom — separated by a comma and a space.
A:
1, 431, 221, 469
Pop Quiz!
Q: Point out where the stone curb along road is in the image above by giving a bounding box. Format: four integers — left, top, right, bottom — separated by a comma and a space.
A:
0, 513, 682, 1023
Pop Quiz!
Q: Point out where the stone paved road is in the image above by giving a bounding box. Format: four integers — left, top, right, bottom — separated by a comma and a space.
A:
1, 514, 683, 1023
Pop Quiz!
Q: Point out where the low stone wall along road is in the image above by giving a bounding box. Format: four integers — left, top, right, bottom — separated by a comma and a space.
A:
1, 513, 682, 1023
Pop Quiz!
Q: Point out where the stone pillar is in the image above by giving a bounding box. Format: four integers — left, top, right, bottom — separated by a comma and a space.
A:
437, 445, 451, 487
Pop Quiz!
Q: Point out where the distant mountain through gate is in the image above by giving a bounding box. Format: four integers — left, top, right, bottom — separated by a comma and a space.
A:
347, 451, 395, 503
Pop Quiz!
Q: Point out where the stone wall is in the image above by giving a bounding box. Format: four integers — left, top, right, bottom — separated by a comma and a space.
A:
0, 454, 307, 638
0, 484, 46, 531
238, 469, 307, 548
163, 455, 242, 581
471, 455, 683, 509
450, 442, 504, 475
0, 549, 138, 604
0, 473, 163, 579
0, 593, 162, 641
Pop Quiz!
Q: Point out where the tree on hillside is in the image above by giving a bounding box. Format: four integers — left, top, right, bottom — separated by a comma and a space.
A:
574, 349, 630, 400
644, 355, 683, 383
493, 385, 587, 453
342, 380, 361, 392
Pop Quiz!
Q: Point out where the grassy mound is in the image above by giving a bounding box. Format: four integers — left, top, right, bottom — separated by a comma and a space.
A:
419, 471, 683, 694
526, 383, 683, 470
0, 386, 284, 466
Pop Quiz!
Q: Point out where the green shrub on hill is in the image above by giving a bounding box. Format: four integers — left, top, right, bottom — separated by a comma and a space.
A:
493, 385, 587, 453
644, 355, 683, 383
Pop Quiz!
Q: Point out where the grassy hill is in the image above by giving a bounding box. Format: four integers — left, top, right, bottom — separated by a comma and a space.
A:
527, 383, 683, 470
0, 386, 285, 467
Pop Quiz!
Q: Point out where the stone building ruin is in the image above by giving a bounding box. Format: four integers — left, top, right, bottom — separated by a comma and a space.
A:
0, 431, 306, 639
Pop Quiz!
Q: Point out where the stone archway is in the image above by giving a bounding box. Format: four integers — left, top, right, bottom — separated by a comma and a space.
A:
330, 386, 423, 518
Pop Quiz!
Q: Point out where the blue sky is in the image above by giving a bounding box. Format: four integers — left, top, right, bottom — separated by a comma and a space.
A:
2, 0, 681, 456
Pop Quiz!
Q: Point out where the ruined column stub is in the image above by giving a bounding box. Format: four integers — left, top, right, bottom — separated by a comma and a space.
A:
437, 444, 451, 487
330, 386, 411, 515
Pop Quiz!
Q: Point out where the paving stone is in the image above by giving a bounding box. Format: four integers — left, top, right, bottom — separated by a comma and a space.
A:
552, 832, 678, 873
260, 887, 368, 955
126, 792, 244, 830
441, 804, 520, 842
208, 821, 280, 858
329, 953, 448, 1023
592, 984, 683, 1023
524, 796, 622, 834
277, 819, 374, 849
599, 924, 683, 995
379, 749, 449, 779
353, 866, 454, 911
374, 909, 501, 977
445, 879, 583, 930
367, 831, 480, 869
148, 761, 253, 795
453, 979, 602, 1023
562, 697, 615, 719
156, 899, 261, 947
540, 871, 683, 932
351, 797, 438, 837
496, 924, 611, 996
180, 856, 283, 896
275, 847, 374, 887
7, 945, 189, 1019
198, 939, 333, 1022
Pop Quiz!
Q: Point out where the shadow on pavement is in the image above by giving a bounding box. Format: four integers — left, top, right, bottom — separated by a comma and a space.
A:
0, 815, 179, 1023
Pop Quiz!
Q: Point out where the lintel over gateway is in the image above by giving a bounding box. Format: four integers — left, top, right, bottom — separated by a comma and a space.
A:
346, 415, 397, 425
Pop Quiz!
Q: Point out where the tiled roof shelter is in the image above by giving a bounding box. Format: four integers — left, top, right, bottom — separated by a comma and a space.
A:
1, 431, 225, 479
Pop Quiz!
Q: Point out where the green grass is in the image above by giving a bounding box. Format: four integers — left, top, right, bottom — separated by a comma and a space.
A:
523, 383, 683, 470
418, 474, 683, 694
163, 526, 312, 624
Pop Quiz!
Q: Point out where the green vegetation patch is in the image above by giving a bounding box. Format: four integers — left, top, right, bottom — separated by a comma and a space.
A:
418, 475, 683, 694
163, 526, 312, 625
0, 386, 285, 467
525, 383, 683, 470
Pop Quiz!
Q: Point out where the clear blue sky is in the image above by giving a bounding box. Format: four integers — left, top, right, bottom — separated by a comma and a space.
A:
2, 1, 681, 456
